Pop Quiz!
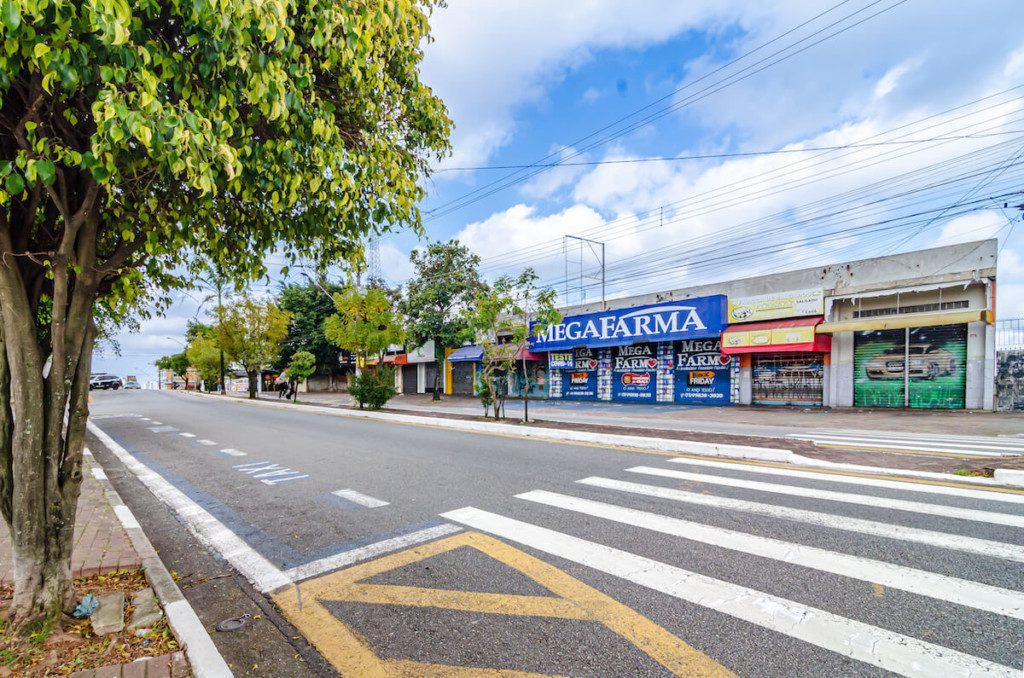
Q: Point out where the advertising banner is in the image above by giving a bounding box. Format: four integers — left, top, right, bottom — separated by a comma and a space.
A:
562, 347, 598, 399
673, 339, 733, 405
611, 343, 658, 402
853, 325, 966, 408
531, 295, 726, 352
548, 352, 574, 369
728, 289, 823, 324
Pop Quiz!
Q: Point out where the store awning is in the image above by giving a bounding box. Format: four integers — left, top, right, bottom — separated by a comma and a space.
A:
448, 345, 484, 363
382, 354, 408, 365
515, 347, 545, 361
722, 317, 831, 354
816, 309, 993, 334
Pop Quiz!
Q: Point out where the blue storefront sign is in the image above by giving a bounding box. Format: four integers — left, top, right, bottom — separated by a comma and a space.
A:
674, 339, 733, 405
557, 348, 599, 399
611, 343, 658, 402
531, 295, 727, 352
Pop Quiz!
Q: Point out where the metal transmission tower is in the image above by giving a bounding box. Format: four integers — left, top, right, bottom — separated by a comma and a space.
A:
563, 235, 606, 309
361, 236, 383, 286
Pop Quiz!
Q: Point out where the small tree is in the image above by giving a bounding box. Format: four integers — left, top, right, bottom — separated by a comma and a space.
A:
154, 352, 189, 382
276, 280, 343, 378
218, 296, 291, 399
186, 336, 222, 392
402, 242, 483, 400
348, 365, 398, 410
286, 350, 317, 403
324, 284, 405, 366
470, 270, 559, 422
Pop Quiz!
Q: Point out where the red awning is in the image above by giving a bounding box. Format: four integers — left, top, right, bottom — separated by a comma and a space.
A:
382, 354, 396, 364
721, 316, 831, 354
394, 354, 409, 365
515, 347, 546, 361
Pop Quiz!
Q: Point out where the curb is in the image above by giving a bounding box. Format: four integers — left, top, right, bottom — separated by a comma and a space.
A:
176, 390, 793, 463
178, 391, 1024, 490
84, 437, 234, 678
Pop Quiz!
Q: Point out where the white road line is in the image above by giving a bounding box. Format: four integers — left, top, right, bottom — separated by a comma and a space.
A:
332, 489, 390, 508
148, 425, 177, 433
179, 432, 196, 438
667, 457, 1024, 505
441, 507, 1016, 678
87, 421, 292, 593
792, 431, 1024, 450
518, 490, 1024, 620
197, 439, 216, 446
150, 421, 162, 425
140, 417, 151, 421
579, 477, 1024, 563
219, 448, 247, 457
628, 466, 1024, 528
283, 524, 462, 583
789, 434, 1013, 457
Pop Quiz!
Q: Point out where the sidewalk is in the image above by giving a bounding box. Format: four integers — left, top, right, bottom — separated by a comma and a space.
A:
0, 462, 140, 587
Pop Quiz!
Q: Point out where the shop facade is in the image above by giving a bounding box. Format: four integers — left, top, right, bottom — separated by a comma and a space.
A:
533, 296, 734, 404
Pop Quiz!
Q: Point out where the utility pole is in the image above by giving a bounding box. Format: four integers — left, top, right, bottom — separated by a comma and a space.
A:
563, 235, 606, 308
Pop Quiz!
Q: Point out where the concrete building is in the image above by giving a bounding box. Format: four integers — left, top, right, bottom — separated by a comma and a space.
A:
535, 239, 997, 410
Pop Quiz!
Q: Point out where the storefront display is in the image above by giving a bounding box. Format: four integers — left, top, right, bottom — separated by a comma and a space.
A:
674, 339, 734, 405
551, 348, 599, 399
611, 343, 658, 402
854, 324, 966, 408
752, 353, 824, 406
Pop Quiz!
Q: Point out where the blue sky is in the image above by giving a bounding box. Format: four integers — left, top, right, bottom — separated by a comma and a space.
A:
96, 1, 1024, 383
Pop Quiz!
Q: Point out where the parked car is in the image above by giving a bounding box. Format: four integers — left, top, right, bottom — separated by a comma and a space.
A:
89, 373, 122, 390
864, 344, 957, 380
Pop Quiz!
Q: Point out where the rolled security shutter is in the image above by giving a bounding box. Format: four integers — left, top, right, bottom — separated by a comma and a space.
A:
854, 329, 905, 408
752, 353, 824, 406
906, 324, 966, 409
401, 364, 418, 394
451, 362, 475, 395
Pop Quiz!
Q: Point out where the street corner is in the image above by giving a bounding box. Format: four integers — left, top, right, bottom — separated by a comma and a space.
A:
271, 530, 733, 677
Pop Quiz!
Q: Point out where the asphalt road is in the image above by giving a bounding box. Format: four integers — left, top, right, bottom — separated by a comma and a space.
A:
87, 390, 1024, 677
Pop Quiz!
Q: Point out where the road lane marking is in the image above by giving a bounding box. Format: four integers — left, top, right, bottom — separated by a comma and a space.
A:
148, 425, 176, 433
274, 531, 732, 677
284, 525, 462, 583
441, 508, 1017, 678
790, 432, 1024, 454
517, 490, 1024, 620
332, 489, 389, 508
218, 448, 247, 457
87, 421, 291, 593
667, 457, 1024, 504
179, 432, 196, 438
579, 477, 1024, 562
628, 466, 1024, 528
234, 461, 308, 485
197, 439, 216, 446
150, 421, 162, 425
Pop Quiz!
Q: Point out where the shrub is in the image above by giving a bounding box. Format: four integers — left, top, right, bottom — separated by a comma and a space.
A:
349, 365, 396, 410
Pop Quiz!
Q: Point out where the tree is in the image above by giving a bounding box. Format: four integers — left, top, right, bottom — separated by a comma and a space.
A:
154, 352, 188, 380
186, 336, 221, 391
285, 350, 316, 403
275, 280, 343, 377
0, 1, 449, 627
469, 270, 559, 422
402, 242, 483, 400
218, 296, 290, 400
324, 284, 405, 364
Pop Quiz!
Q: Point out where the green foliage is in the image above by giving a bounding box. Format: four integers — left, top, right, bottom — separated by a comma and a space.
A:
185, 336, 221, 390
324, 284, 405, 360
217, 295, 291, 387
0, 0, 452, 320
154, 352, 188, 377
468, 268, 559, 420
348, 365, 397, 410
286, 350, 316, 384
276, 281, 343, 374
401, 241, 483, 396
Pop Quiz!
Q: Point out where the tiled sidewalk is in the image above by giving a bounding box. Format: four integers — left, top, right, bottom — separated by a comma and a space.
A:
0, 461, 141, 586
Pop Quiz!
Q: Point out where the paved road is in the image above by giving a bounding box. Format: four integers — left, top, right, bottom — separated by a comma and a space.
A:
87, 390, 1024, 677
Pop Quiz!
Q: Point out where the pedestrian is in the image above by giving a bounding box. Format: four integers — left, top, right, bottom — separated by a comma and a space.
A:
275, 373, 288, 398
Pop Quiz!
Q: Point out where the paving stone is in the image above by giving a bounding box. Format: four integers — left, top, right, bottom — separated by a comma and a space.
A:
95, 665, 121, 678
69, 669, 96, 678
128, 587, 163, 630
120, 659, 147, 678
170, 651, 191, 678
91, 591, 125, 635
146, 656, 172, 678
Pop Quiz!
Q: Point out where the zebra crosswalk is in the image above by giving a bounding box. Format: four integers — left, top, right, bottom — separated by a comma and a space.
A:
789, 429, 1024, 458
441, 457, 1024, 677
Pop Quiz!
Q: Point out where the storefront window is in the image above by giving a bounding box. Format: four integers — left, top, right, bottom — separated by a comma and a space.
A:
611, 342, 658, 402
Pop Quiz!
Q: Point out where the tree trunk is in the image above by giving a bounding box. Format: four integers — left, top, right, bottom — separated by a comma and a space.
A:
432, 338, 442, 401
0, 281, 96, 629
247, 371, 258, 399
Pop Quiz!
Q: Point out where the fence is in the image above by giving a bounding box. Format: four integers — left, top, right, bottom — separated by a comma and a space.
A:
997, 318, 1024, 411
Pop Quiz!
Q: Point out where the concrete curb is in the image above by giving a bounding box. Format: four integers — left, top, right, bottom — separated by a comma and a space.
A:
993, 468, 1024, 488
177, 390, 793, 463
84, 440, 234, 678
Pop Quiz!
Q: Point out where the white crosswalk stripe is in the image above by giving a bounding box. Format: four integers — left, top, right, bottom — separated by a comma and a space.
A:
441, 507, 1018, 678
628, 465, 1024, 527
438, 456, 1024, 676
789, 430, 1024, 457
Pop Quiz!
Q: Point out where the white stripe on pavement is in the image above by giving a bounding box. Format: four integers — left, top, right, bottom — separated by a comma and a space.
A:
441, 507, 1016, 678
667, 457, 1024, 505
197, 439, 217, 446
283, 524, 462, 583
789, 434, 1014, 457
88, 421, 292, 593
518, 490, 1024, 620
179, 432, 196, 438
218, 448, 247, 457
793, 430, 1024, 449
579, 477, 1024, 563
332, 489, 390, 508
628, 466, 1024, 528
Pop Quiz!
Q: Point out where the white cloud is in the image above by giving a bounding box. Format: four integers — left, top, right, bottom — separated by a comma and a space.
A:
519, 145, 588, 200
581, 87, 604, 105
935, 212, 1006, 247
